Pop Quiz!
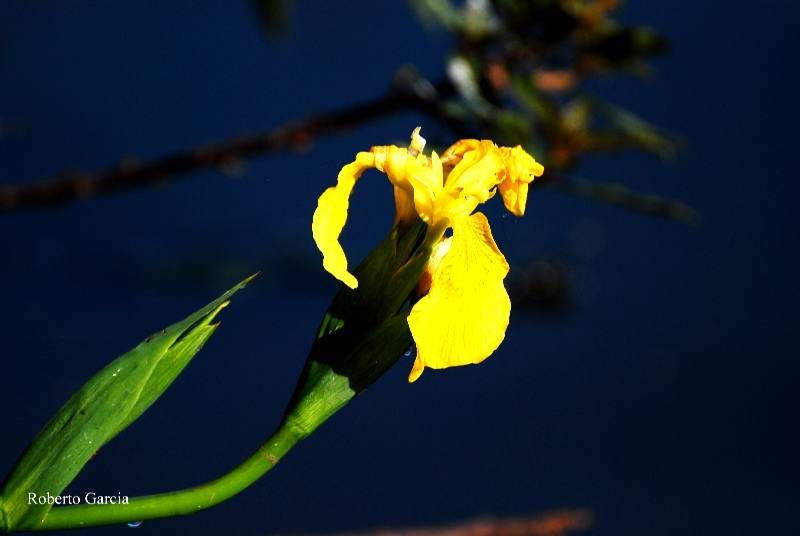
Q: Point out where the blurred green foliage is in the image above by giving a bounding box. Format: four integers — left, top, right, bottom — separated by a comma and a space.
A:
408, 0, 675, 170
251, 0, 293, 38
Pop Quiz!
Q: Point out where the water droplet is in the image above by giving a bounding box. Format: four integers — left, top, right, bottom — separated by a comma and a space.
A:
127, 521, 143, 528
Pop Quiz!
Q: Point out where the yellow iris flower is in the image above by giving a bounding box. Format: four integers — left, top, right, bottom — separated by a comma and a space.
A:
312, 128, 544, 382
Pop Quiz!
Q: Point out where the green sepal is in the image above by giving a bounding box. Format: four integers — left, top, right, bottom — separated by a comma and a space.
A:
0, 275, 255, 530
283, 220, 430, 436
318, 219, 428, 337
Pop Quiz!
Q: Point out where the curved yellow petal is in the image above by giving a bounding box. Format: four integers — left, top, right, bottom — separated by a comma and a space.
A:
311, 151, 375, 289
407, 212, 511, 382
372, 143, 430, 227
405, 151, 444, 224
440, 138, 481, 166
416, 235, 452, 296
372, 144, 411, 185
408, 354, 425, 383
393, 185, 417, 227
497, 180, 529, 216
444, 140, 504, 201
498, 146, 545, 216
408, 126, 427, 155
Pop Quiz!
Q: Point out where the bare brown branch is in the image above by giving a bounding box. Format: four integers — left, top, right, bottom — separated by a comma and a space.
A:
0, 84, 438, 213
0, 76, 693, 224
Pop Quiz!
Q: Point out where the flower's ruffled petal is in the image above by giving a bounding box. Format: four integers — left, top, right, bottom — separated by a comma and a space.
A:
407, 212, 511, 382
440, 138, 481, 166
444, 140, 504, 201
498, 180, 529, 215
373, 145, 411, 185
311, 151, 375, 289
498, 146, 545, 216
406, 151, 444, 224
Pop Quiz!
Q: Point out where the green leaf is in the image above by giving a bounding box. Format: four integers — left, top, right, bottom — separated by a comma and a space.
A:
0, 275, 256, 530
408, 0, 463, 31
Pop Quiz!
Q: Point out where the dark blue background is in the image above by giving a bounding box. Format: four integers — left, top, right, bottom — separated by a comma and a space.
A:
1, 1, 797, 534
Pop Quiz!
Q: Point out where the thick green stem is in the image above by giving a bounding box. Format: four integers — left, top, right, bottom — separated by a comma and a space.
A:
23, 423, 303, 532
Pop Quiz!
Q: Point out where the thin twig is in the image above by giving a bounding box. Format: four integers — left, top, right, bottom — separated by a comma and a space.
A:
0, 78, 694, 223
0, 76, 449, 213
546, 174, 698, 224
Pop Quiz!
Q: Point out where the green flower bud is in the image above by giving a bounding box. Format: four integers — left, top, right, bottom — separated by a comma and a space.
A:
281, 220, 429, 437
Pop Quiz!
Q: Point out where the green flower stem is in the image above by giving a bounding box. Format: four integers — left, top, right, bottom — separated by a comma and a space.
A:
23, 423, 303, 532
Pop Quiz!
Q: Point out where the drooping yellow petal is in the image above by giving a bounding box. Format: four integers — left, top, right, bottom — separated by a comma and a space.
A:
409, 355, 425, 383
498, 146, 545, 216
407, 212, 511, 382
311, 151, 375, 289
498, 179, 529, 216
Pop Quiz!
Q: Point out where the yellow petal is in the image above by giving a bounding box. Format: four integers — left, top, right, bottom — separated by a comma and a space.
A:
440, 138, 481, 166
498, 146, 544, 216
498, 179, 529, 216
393, 185, 417, 227
408, 354, 425, 383
444, 140, 504, 201
408, 126, 427, 155
416, 235, 452, 295
372, 144, 425, 227
405, 151, 444, 224
311, 151, 375, 289
407, 212, 511, 381
373, 145, 411, 185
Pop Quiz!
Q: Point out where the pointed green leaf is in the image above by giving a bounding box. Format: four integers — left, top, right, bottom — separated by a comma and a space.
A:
0, 275, 256, 530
